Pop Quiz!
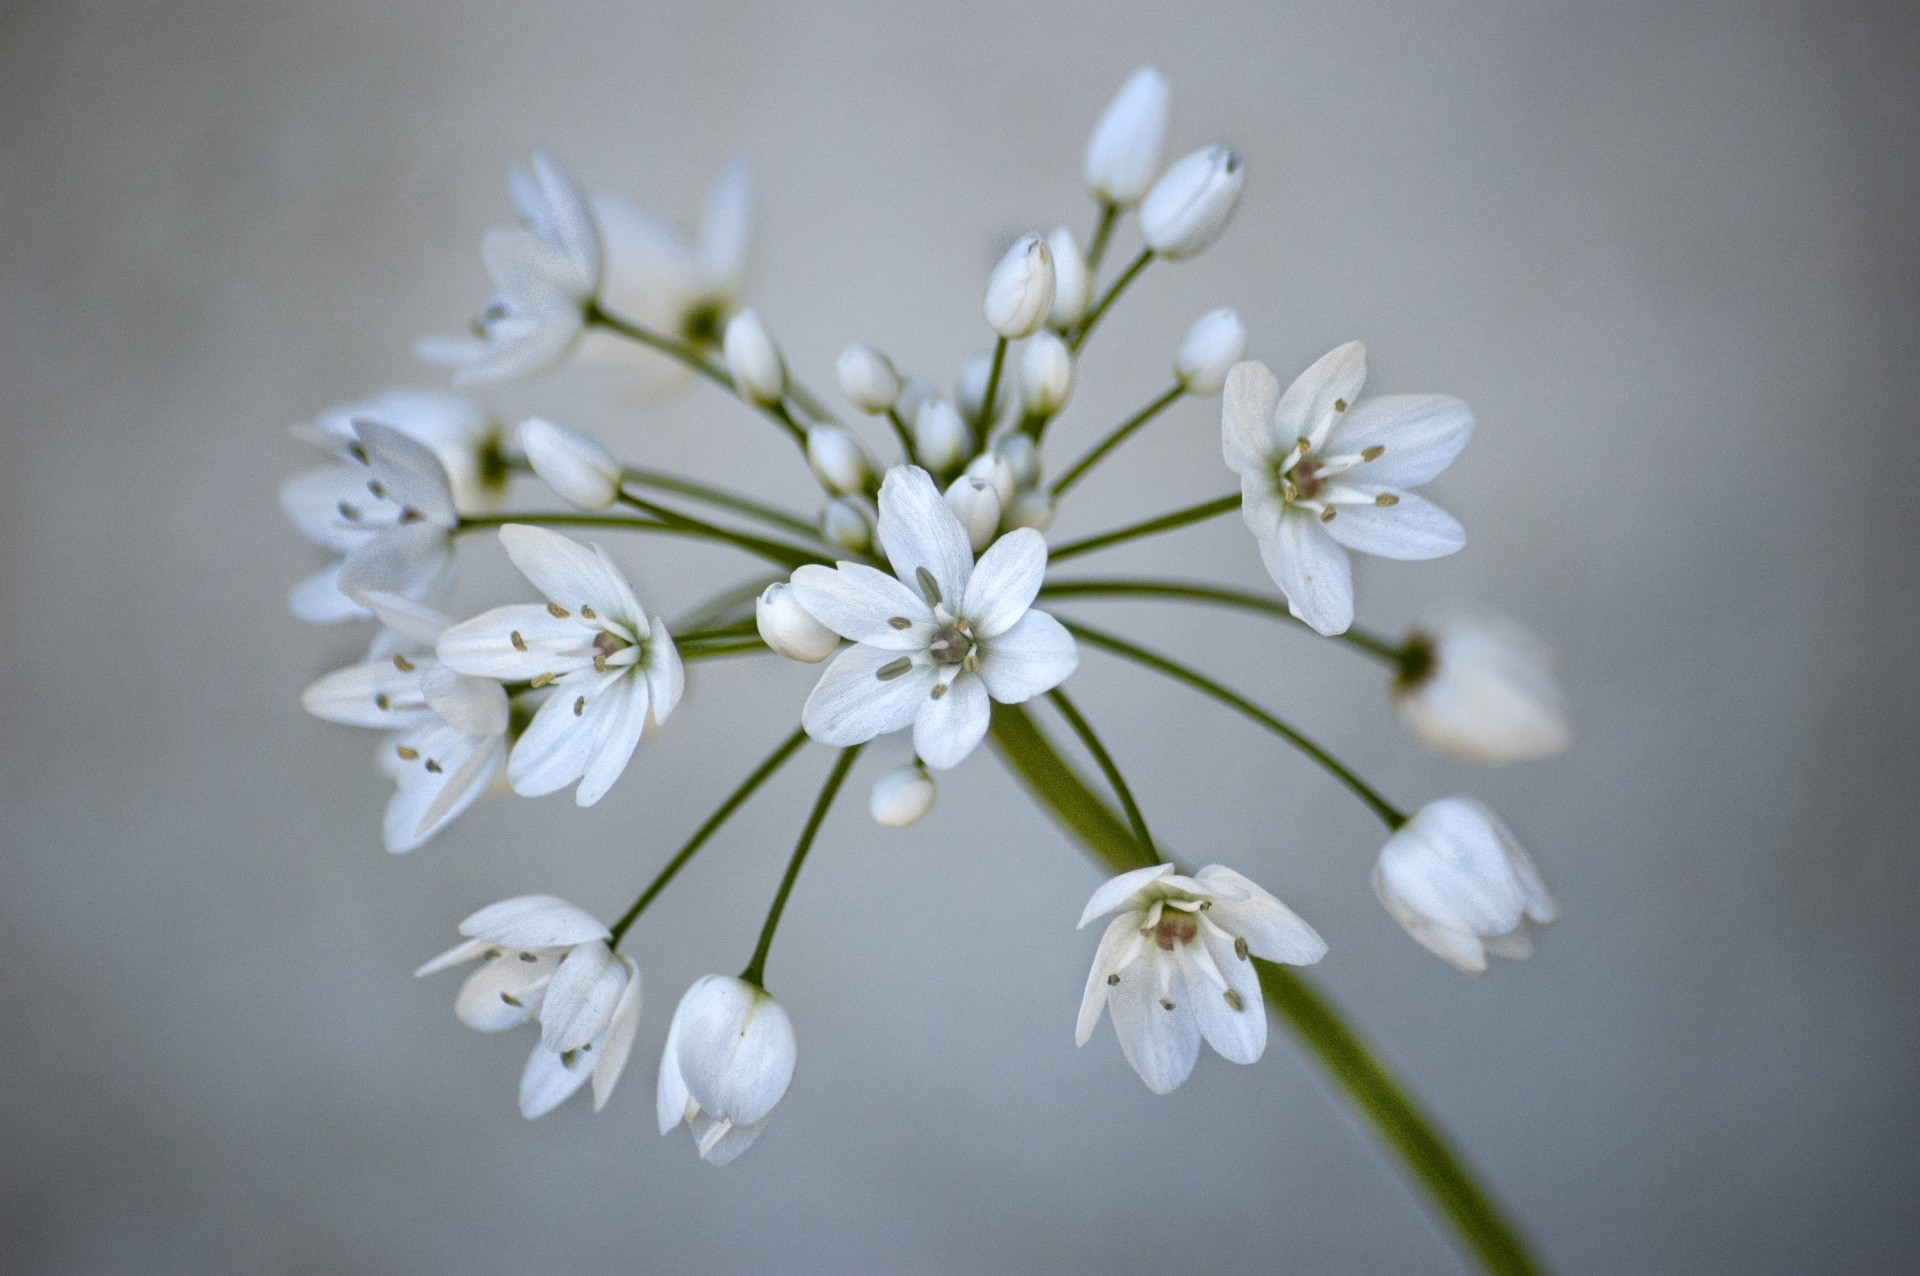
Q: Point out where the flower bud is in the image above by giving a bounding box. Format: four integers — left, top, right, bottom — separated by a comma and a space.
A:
944, 475, 1003, 552
835, 344, 901, 414
1003, 487, 1056, 532
755, 582, 839, 663
806, 423, 873, 495
914, 398, 970, 474
821, 498, 872, 553
982, 233, 1055, 339
964, 451, 1017, 507
723, 308, 787, 406
1374, 799, 1558, 974
657, 975, 797, 1165
1018, 330, 1074, 416
1174, 308, 1248, 396
1046, 227, 1092, 327
519, 417, 620, 510
896, 376, 938, 430
870, 763, 936, 828
1393, 616, 1571, 764
1084, 66, 1170, 206
994, 433, 1041, 489
1140, 146, 1244, 260
957, 354, 998, 429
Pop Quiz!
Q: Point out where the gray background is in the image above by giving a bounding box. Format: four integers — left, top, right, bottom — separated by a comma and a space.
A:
4, 1, 1917, 1272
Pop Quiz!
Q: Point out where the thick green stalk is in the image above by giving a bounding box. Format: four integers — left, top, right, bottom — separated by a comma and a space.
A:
1084, 200, 1119, 276
616, 494, 831, 571
987, 703, 1541, 1276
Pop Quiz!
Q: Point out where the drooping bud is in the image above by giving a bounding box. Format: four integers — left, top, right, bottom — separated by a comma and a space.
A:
1174, 308, 1248, 396
983, 233, 1056, 339
1084, 66, 1171, 206
1003, 487, 1056, 532
519, 417, 620, 510
1046, 227, 1092, 328
914, 398, 970, 474
821, 498, 872, 553
723, 308, 787, 406
1140, 146, 1244, 260
656, 975, 797, 1166
835, 344, 901, 414
756, 582, 839, 663
869, 764, 937, 828
806, 424, 874, 495
995, 433, 1041, 489
1018, 331, 1074, 416
944, 476, 1003, 552
964, 451, 1017, 507
1373, 799, 1559, 974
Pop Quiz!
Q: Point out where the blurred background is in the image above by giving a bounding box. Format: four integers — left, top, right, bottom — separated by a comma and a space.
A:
4, 1, 1917, 1272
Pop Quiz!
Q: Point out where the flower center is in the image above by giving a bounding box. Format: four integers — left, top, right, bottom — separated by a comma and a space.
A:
1151, 911, 1198, 951
1281, 456, 1326, 503
591, 630, 633, 673
928, 625, 973, 665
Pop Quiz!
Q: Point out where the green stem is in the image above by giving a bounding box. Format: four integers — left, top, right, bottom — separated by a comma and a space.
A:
614, 494, 829, 570
1037, 577, 1405, 667
740, 745, 863, 988
987, 703, 1541, 1276
586, 302, 809, 454
1061, 619, 1406, 829
607, 727, 810, 945
671, 575, 782, 632
679, 638, 773, 662
1044, 688, 1155, 856
786, 378, 843, 428
1046, 493, 1240, 564
977, 335, 1009, 448
1050, 383, 1184, 497
886, 407, 918, 464
621, 468, 820, 542
1069, 247, 1152, 354
671, 619, 760, 644
767, 401, 810, 448
1084, 200, 1119, 276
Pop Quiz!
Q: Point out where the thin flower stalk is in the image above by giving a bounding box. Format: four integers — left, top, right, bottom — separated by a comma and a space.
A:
740, 745, 863, 987
1050, 383, 1184, 494
1045, 492, 1240, 563
1036, 577, 1405, 666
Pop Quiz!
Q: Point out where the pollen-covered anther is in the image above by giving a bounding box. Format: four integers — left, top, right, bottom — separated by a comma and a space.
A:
573, 696, 586, 716
1159, 998, 1177, 1011
1361, 444, 1386, 461
424, 758, 442, 773
875, 657, 913, 681
1375, 492, 1399, 507
510, 630, 528, 652
1107, 972, 1120, 986
374, 694, 391, 710
530, 672, 555, 688
338, 502, 360, 521
1223, 989, 1245, 1011
392, 654, 415, 672
1333, 398, 1348, 412
395, 744, 420, 760
547, 602, 570, 619
1234, 936, 1249, 961
1320, 506, 1338, 523
579, 605, 596, 620
888, 616, 912, 630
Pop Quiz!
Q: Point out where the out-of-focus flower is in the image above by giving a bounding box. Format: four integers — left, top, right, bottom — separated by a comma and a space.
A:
1174, 309, 1247, 397
1084, 66, 1171, 206
520, 417, 622, 511
1394, 616, 1571, 763
869, 763, 936, 827
983, 233, 1056, 339
1374, 799, 1558, 973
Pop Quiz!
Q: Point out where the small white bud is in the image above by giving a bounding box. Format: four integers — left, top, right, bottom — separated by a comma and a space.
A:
964, 451, 1016, 507
755, 582, 840, 663
821, 498, 872, 553
1174, 308, 1248, 396
994, 433, 1041, 489
1018, 330, 1075, 417
1003, 487, 1056, 532
1084, 66, 1171, 206
982, 233, 1056, 339
518, 417, 620, 510
1140, 146, 1245, 260
1046, 227, 1092, 327
723, 309, 787, 406
1394, 616, 1572, 764
806, 424, 873, 496
835, 344, 901, 414
915, 399, 970, 473
896, 376, 939, 430
869, 764, 936, 828
944, 476, 1003, 552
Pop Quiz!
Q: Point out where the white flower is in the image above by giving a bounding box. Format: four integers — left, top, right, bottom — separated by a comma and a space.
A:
437, 525, 682, 806
590, 157, 752, 359
756, 581, 840, 663
1019, 330, 1074, 416
281, 420, 459, 623
806, 424, 875, 496
1223, 345, 1473, 636
1076, 863, 1326, 1093
415, 894, 642, 1116
836, 344, 902, 414
519, 417, 622, 510
1084, 66, 1170, 206
1140, 145, 1244, 260
417, 153, 600, 385
1045, 227, 1092, 328
1395, 615, 1571, 763
302, 592, 509, 852
657, 976, 796, 1166
1374, 799, 1558, 973
292, 389, 509, 514
869, 762, 936, 827
791, 467, 1078, 769
983, 232, 1056, 339
944, 475, 1003, 553
1174, 308, 1247, 396
723, 308, 787, 406
914, 398, 970, 474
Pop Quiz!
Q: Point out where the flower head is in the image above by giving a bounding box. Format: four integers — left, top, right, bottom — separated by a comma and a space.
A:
657, 976, 796, 1166
1223, 345, 1473, 635
1373, 799, 1558, 973
437, 525, 682, 806
791, 467, 1078, 769
1395, 615, 1571, 763
1077, 863, 1325, 1093
292, 389, 509, 514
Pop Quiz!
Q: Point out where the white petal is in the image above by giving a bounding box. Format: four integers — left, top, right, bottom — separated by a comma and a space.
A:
698, 157, 753, 293
357, 590, 453, 646
1260, 514, 1353, 636
390, 734, 504, 851
416, 667, 504, 738
460, 895, 609, 947
530, 151, 600, 289
281, 467, 378, 552
877, 467, 974, 610
1221, 360, 1281, 472
912, 674, 991, 770
1180, 938, 1266, 1065
508, 673, 607, 797
1078, 864, 1173, 928
1107, 952, 1201, 1094
974, 610, 1078, 704
519, 1043, 595, 1119
1322, 490, 1465, 561
1276, 341, 1367, 447
592, 194, 704, 337
656, 982, 697, 1134
674, 977, 796, 1128
1195, 867, 1329, 966
289, 563, 371, 623
1076, 914, 1142, 1046
644, 621, 684, 724
455, 950, 560, 1031
1323, 393, 1473, 490
354, 421, 457, 527
337, 524, 453, 605
802, 644, 939, 746
790, 563, 934, 648
414, 937, 487, 978
592, 957, 643, 1111
499, 524, 644, 625
962, 529, 1047, 638
693, 1112, 772, 1166
436, 604, 593, 681
574, 672, 651, 807
302, 661, 434, 729
541, 942, 627, 1053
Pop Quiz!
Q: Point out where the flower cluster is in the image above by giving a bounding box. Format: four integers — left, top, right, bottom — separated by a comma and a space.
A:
285, 66, 1571, 1163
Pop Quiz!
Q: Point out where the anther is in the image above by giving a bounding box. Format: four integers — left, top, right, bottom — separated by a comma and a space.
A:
337, 501, 361, 521
1159, 999, 1177, 1011
424, 759, 442, 774
374, 694, 391, 710
1107, 973, 1120, 986
1223, 989, 1245, 1011
560, 1050, 577, 1067
579, 605, 596, 619
367, 480, 386, 499
888, 616, 913, 630
593, 653, 609, 673
518, 952, 538, 963
530, 672, 555, 688
483, 948, 502, 960
1333, 398, 1348, 412
500, 992, 522, 1007
510, 631, 528, 652
875, 657, 913, 681
1295, 435, 1312, 454
1361, 444, 1385, 462
547, 602, 570, 619
1374, 492, 1399, 507
915, 566, 942, 606
1234, 937, 1249, 961
1320, 507, 1338, 523
393, 654, 415, 672
573, 696, 586, 716
930, 683, 948, 700
394, 745, 419, 760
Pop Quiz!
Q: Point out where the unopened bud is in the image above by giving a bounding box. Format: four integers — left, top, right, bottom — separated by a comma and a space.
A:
1046, 227, 1092, 328
983, 233, 1055, 339
723, 309, 787, 405
870, 763, 937, 828
995, 433, 1041, 489
755, 582, 840, 663
836, 344, 901, 414
957, 353, 1010, 431
821, 498, 872, 553
807, 424, 874, 495
944, 476, 1003, 552
896, 376, 938, 431
1019, 331, 1074, 416
1084, 66, 1170, 206
519, 417, 620, 510
1140, 146, 1244, 260
915, 399, 970, 474
964, 451, 1017, 507
1175, 308, 1248, 396
1004, 487, 1056, 532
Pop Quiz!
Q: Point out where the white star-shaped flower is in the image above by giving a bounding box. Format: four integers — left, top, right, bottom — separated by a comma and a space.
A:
1076, 863, 1326, 1094
292, 389, 511, 515
436, 525, 681, 806
1223, 343, 1473, 635
589, 158, 752, 358
790, 466, 1078, 769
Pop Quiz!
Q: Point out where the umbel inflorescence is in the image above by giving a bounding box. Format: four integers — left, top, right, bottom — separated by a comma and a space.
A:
286, 67, 1569, 1172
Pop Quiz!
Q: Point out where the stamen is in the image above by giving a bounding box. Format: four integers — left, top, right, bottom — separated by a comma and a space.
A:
394, 745, 419, 760
697, 1117, 734, 1158
930, 683, 947, 700
1333, 398, 1348, 412
1374, 492, 1399, 507
483, 948, 502, 960
337, 501, 360, 521
875, 657, 913, 681
1361, 444, 1385, 461
961, 651, 979, 673
547, 602, 570, 619
518, 952, 538, 963
367, 480, 386, 499
573, 696, 586, 716
1106, 973, 1120, 986
424, 759, 442, 774
500, 992, 522, 1007
1234, 937, 1249, 961
374, 694, 390, 710
560, 1049, 577, 1067
1295, 435, 1312, 455
1320, 507, 1338, 523
915, 566, 942, 606
1159, 998, 1176, 1011
888, 616, 913, 630
1223, 989, 1245, 1011
593, 653, 609, 673
510, 631, 528, 652
530, 672, 555, 688
579, 605, 596, 619
393, 654, 415, 672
